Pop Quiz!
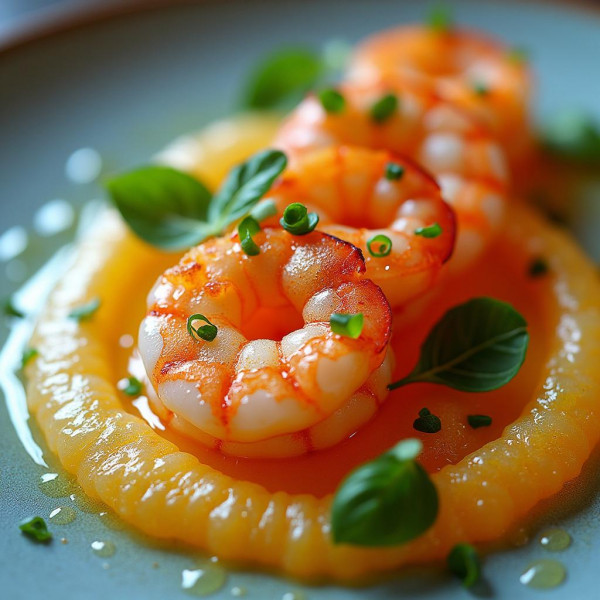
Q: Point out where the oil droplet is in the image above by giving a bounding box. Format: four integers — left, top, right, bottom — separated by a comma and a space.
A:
181, 562, 227, 596
33, 199, 75, 237
282, 593, 307, 600
70, 491, 106, 513
91, 540, 116, 558
510, 527, 530, 548
39, 473, 72, 498
230, 586, 246, 597
65, 147, 102, 184
61, 538, 68, 544
539, 528, 572, 552
49, 506, 77, 525
520, 559, 566, 589
119, 334, 134, 348
98, 510, 126, 531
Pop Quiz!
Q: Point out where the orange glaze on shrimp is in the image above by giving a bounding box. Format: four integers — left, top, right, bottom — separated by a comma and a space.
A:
138, 228, 393, 458
348, 25, 533, 165
262, 145, 455, 308
274, 82, 508, 270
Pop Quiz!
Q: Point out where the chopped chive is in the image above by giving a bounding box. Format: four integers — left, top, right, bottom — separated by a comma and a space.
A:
468, 414, 492, 429
119, 376, 143, 396
415, 222, 442, 238
447, 543, 481, 587
528, 257, 549, 278
69, 297, 101, 321
413, 407, 442, 434
318, 88, 346, 114
428, 5, 453, 32
472, 81, 490, 97
187, 314, 218, 342
238, 215, 261, 256
330, 312, 364, 339
3, 297, 24, 318
367, 234, 392, 258
369, 93, 398, 124
19, 516, 52, 543
385, 162, 405, 181
280, 202, 319, 235
21, 347, 39, 369
508, 46, 529, 64
249, 199, 277, 222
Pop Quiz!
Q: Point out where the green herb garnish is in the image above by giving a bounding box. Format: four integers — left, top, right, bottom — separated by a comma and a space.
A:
370, 93, 398, 124
280, 202, 319, 235
3, 297, 24, 318
243, 48, 322, 110
318, 88, 346, 114
187, 314, 218, 342
447, 543, 481, 587
428, 5, 453, 32
19, 516, 52, 543
120, 376, 143, 396
107, 150, 287, 251
385, 162, 405, 181
413, 408, 442, 434
415, 222, 442, 238
330, 312, 364, 339
69, 297, 101, 321
528, 257, 549, 278
21, 348, 39, 369
388, 297, 529, 392
238, 216, 261, 256
542, 110, 600, 163
332, 438, 438, 546
472, 81, 490, 97
468, 414, 492, 429
367, 234, 392, 258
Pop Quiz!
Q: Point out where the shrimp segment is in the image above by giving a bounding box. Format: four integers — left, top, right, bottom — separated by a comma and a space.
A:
263, 145, 455, 307
274, 83, 508, 270
348, 25, 532, 164
139, 228, 393, 457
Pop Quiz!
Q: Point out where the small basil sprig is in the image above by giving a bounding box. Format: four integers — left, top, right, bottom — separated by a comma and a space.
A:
389, 297, 528, 392
107, 150, 287, 251
331, 438, 438, 546
243, 48, 323, 110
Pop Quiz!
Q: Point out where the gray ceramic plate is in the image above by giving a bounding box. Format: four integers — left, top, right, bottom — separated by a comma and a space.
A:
2, 1, 600, 598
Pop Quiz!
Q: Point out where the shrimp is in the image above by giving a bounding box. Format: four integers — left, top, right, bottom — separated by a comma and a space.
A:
274, 82, 507, 270
347, 25, 533, 165
138, 227, 393, 458
262, 145, 455, 308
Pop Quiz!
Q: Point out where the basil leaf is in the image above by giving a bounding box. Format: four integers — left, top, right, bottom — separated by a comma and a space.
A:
107, 166, 214, 250
542, 110, 600, 163
447, 543, 481, 587
331, 439, 438, 547
389, 297, 528, 392
243, 48, 322, 110
208, 150, 287, 226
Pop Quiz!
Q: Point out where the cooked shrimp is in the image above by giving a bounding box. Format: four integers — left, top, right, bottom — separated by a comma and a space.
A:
262, 145, 455, 308
275, 82, 507, 269
138, 228, 393, 458
347, 25, 533, 164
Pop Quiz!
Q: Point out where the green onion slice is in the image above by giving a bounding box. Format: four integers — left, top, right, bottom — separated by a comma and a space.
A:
385, 162, 405, 180
330, 312, 364, 339
21, 348, 39, 369
370, 93, 398, 124
318, 88, 346, 114
367, 234, 393, 258
238, 216, 261, 256
19, 516, 52, 542
280, 202, 319, 235
120, 376, 143, 396
414, 222, 442, 238
187, 314, 218, 342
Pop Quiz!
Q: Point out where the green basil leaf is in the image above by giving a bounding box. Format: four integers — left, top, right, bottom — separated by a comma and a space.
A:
447, 543, 481, 587
106, 166, 214, 250
331, 438, 438, 547
542, 110, 600, 163
389, 297, 528, 392
243, 48, 322, 110
208, 149, 287, 226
